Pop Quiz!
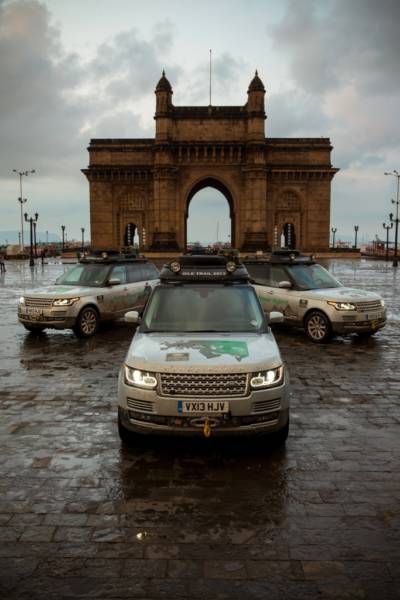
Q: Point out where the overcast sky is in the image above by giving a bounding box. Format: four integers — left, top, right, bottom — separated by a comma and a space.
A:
1, 0, 399, 245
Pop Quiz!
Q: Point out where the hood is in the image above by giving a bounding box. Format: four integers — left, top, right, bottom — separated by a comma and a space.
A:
125, 332, 282, 373
301, 287, 382, 302
23, 285, 95, 298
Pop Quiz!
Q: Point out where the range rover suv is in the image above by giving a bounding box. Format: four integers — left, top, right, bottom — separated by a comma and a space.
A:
118, 255, 290, 441
245, 251, 386, 343
18, 252, 159, 337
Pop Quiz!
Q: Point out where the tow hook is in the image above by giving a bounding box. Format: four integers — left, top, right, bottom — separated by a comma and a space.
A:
203, 417, 211, 438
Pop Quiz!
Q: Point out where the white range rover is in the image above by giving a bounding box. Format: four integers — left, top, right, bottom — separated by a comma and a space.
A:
18, 253, 159, 337
245, 251, 386, 343
118, 255, 290, 442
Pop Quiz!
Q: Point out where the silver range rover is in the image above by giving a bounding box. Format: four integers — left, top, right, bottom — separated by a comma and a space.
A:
118, 255, 290, 442
245, 251, 387, 343
18, 253, 159, 337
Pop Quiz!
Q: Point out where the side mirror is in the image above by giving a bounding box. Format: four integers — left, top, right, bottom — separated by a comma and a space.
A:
278, 280, 292, 289
269, 311, 284, 324
108, 277, 122, 286
125, 310, 141, 324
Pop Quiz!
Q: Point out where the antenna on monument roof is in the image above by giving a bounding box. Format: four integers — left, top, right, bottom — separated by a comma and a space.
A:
209, 49, 212, 106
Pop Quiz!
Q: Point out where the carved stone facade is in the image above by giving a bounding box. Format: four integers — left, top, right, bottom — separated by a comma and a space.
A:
82, 71, 338, 252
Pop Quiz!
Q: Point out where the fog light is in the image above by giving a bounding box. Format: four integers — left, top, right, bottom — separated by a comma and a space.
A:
170, 261, 181, 273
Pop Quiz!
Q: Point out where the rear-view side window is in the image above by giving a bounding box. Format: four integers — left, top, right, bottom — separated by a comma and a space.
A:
246, 264, 270, 286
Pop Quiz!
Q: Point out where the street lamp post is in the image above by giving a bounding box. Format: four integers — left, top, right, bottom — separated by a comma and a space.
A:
13, 169, 35, 252
384, 170, 400, 267
33, 221, 37, 257
24, 212, 38, 267
383, 222, 393, 261
81, 227, 85, 250
354, 225, 359, 249
61, 225, 65, 251
331, 227, 337, 249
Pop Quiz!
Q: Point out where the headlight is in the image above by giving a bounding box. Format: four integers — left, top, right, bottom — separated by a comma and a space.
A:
226, 261, 237, 273
327, 301, 356, 311
52, 297, 80, 306
124, 366, 157, 389
250, 366, 283, 389
19, 296, 25, 304
380, 299, 385, 307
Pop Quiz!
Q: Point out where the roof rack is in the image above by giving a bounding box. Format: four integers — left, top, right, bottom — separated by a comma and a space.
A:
160, 254, 249, 283
243, 249, 315, 265
80, 250, 147, 264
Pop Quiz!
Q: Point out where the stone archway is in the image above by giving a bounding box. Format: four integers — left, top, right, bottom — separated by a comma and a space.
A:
83, 72, 338, 253
184, 177, 236, 249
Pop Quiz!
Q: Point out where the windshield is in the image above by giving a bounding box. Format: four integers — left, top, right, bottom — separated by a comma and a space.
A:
56, 264, 111, 287
142, 285, 266, 333
289, 264, 342, 290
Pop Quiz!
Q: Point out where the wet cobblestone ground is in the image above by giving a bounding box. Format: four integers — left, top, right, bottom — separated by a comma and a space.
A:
0, 259, 399, 600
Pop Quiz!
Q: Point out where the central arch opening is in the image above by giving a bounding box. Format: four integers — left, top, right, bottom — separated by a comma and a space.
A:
185, 178, 235, 250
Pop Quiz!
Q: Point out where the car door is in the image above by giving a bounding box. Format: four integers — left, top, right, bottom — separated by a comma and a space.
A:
103, 264, 130, 317
126, 263, 158, 311
250, 264, 276, 314
268, 265, 302, 322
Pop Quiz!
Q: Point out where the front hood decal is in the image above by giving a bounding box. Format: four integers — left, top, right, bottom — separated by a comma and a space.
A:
126, 332, 282, 373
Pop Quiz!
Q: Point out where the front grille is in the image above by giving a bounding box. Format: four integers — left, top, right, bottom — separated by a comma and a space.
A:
24, 297, 54, 308
252, 398, 281, 414
127, 398, 155, 413
354, 300, 382, 312
160, 372, 248, 397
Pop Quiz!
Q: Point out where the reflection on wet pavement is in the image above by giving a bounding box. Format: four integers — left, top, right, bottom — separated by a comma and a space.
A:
0, 259, 399, 599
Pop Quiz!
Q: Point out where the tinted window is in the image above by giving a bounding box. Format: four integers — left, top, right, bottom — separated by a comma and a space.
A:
270, 266, 289, 287
142, 285, 265, 333
142, 263, 159, 280
56, 264, 110, 287
127, 263, 159, 282
289, 264, 342, 290
245, 263, 270, 286
110, 265, 127, 284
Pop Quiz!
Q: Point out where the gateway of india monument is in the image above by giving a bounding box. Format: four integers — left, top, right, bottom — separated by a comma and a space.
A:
82, 71, 338, 252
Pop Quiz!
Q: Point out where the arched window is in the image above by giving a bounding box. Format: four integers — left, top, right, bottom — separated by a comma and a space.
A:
124, 223, 136, 247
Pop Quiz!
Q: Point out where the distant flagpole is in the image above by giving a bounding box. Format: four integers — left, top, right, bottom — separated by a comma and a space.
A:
209, 49, 212, 106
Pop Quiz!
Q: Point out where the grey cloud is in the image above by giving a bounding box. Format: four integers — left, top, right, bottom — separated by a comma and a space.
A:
179, 53, 247, 105
270, 0, 400, 96
267, 91, 330, 137
268, 0, 400, 171
0, 1, 181, 181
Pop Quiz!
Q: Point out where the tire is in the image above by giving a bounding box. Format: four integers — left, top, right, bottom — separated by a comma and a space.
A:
23, 324, 46, 333
272, 420, 289, 446
72, 306, 99, 338
304, 310, 332, 343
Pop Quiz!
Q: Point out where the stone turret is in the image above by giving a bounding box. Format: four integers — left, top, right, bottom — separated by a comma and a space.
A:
155, 70, 173, 141
246, 70, 266, 141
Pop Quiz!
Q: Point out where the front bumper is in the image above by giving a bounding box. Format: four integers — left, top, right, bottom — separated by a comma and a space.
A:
118, 375, 290, 437
331, 314, 386, 335
18, 308, 77, 329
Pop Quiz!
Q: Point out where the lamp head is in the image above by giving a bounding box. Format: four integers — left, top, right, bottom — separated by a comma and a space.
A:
24, 212, 28, 221
35, 212, 38, 220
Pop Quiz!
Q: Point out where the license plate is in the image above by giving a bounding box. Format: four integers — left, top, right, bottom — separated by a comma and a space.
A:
24, 314, 44, 321
177, 400, 229, 414
364, 312, 382, 321
22, 307, 44, 316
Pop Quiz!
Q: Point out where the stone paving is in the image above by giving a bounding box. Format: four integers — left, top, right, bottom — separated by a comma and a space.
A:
0, 258, 399, 599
